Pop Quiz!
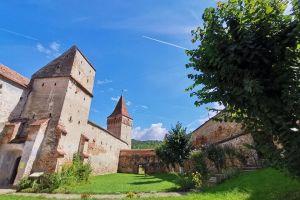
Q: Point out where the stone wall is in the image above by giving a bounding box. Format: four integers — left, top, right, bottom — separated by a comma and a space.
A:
84, 122, 129, 174
191, 118, 244, 148
118, 149, 167, 174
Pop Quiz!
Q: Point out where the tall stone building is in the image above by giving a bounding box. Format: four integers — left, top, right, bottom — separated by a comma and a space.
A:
0, 46, 132, 186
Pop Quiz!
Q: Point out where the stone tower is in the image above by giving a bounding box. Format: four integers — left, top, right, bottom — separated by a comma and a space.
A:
107, 96, 132, 147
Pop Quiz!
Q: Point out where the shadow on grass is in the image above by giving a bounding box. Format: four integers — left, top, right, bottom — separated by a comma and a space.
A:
129, 173, 180, 192
130, 180, 163, 185
202, 169, 300, 200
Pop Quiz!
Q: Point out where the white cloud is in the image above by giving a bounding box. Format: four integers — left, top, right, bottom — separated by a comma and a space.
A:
111, 96, 119, 102
36, 41, 61, 57
132, 123, 168, 141
108, 88, 114, 92
97, 79, 113, 85
111, 96, 131, 106
50, 42, 60, 52
141, 105, 148, 109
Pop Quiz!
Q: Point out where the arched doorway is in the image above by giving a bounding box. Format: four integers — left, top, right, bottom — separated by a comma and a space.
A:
9, 156, 21, 185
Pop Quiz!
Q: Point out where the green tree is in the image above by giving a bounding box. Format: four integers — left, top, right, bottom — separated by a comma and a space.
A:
156, 122, 191, 171
186, 0, 300, 176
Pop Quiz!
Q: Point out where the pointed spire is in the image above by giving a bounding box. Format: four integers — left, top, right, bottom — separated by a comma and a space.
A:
108, 95, 131, 119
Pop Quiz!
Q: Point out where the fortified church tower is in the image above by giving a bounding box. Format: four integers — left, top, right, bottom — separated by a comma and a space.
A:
107, 96, 132, 147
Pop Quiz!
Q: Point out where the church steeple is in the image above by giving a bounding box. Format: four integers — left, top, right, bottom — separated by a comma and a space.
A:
107, 95, 132, 147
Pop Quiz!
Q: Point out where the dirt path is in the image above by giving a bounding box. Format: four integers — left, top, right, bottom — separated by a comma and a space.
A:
3, 191, 187, 199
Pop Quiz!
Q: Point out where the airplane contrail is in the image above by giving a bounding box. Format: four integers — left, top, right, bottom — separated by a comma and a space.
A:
142, 35, 188, 50
0, 28, 38, 41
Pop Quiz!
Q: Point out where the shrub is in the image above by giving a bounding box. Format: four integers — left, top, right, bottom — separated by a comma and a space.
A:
17, 177, 33, 191
175, 173, 195, 191
191, 172, 203, 190
17, 154, 92, 193
61, 154, 92, 184
190, 151, 209, 179
176, 172, 204, 191
205, 145, 226, 173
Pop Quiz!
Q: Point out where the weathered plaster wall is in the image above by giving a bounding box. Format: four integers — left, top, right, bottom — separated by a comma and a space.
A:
0, 78, 27, 134
56, 78, 93, 167
191, 119, 244, 148
21, 77, 69, 172
84, 122, 129, 174
70, 50, 95, 95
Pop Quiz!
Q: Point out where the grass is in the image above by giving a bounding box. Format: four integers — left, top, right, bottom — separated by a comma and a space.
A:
140, 168, 300, 200
57, 173, 179, 194
1, 168, 299, 200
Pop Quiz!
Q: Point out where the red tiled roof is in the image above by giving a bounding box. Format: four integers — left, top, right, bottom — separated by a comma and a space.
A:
0, 64, 29, 88
108, 95, 131, 119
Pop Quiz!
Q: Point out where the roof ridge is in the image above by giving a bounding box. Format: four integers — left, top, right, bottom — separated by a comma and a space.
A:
0, 63, 30, 88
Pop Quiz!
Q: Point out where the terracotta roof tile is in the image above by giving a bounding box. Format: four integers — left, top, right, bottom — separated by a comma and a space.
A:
0, 64, 29, 88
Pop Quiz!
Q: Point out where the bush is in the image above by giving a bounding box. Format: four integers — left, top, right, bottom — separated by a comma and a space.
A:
17, 177, 33, 191
61, 154, 92, 184
17, 154, 92, 193
205, 145, 226, 173
176, 173, 195, 191
176, 172, 204, 191
190, 151, 209, 179
191, 172, 203, 190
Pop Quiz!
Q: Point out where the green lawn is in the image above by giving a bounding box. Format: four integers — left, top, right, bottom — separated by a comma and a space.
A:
1, 168, 299, 200
140, 168, 300, 200
58, 173, 179, 194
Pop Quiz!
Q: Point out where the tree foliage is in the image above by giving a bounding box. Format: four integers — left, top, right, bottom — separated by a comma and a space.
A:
186, 0, 300, 176
156, 122, 192, 169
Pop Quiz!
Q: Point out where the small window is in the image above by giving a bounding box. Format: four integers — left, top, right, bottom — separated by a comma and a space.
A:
78, 121, 81, 125
78, 71, 81, 75
81, 61, 83, 64
42, 83, 45, 87
32, 114, 35, 119
83, 97, 85, 101
69, 116, 73, 122
20, 97, 23, 101
49, 113, 52, 118
54, 83, 57, 86
87, 79, 89, 83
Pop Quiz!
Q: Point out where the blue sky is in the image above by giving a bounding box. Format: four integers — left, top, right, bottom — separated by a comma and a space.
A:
0, 0, 222, 140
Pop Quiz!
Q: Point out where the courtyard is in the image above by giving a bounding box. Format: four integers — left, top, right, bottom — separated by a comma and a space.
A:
0, 168, 299, 200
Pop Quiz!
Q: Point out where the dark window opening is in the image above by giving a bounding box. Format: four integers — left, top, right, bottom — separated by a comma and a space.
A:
42, 83, 45, 87
69, 116, 72, 122
54, 83, 57, 86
